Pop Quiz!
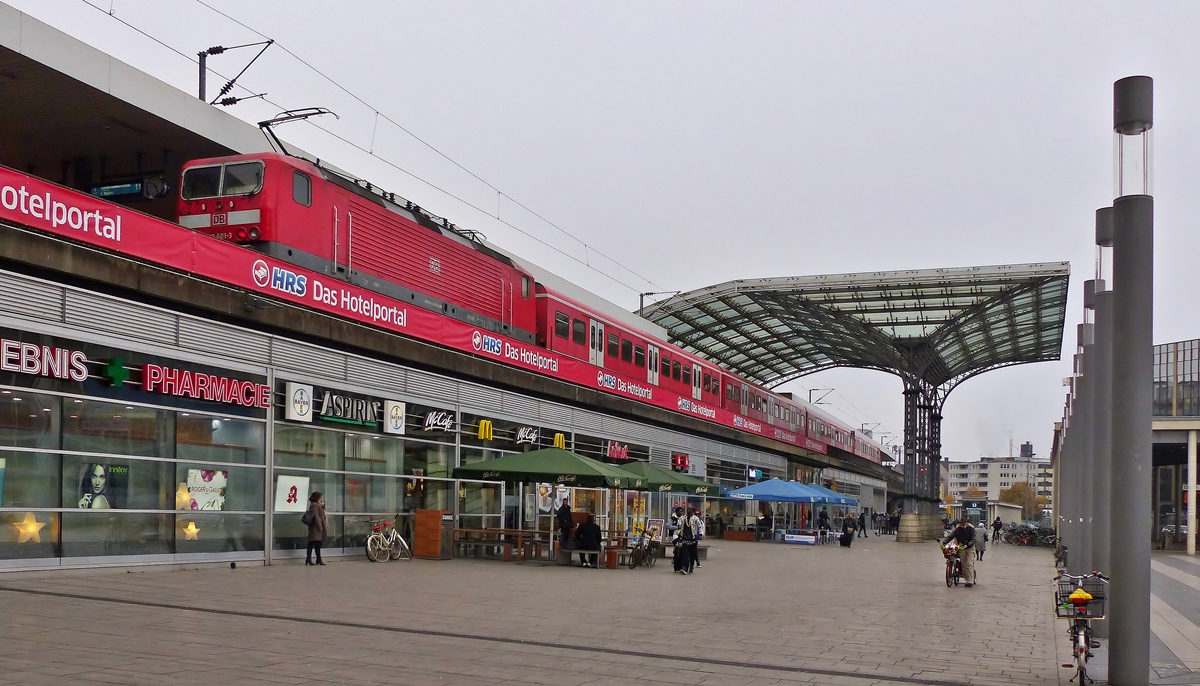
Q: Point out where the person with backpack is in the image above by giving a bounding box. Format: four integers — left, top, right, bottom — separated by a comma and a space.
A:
857, 512, 868, 538
303, 491, 327, 566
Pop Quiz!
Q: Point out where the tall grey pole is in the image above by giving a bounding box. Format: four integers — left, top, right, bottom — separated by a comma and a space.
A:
1079, 314, 1095, 577
1108, 74, 1153, 686
1065, 366, 1080, 575
1092, 208, 1114, 638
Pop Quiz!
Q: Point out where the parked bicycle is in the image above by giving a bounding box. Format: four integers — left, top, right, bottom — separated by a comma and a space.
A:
627, 530, 659, 569
1055, 571, 1108, 684
365, 515, 412, 562
1053, 539, 1068, 569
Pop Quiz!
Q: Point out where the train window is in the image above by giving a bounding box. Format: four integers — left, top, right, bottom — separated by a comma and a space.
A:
774, 405, 781, 418
621, 339, 633, 363
634, 345, 645, 368
572, 319, 586, 345
554, 312, 569, 339
702, 373, 711, 393
681, 366, 691, 385
221, 162, 265, 196
607, 333, 619, 358
181, 165, 222, 199
672, 361, 681, 381
292, 172, 312, 206
661, 356, 671, 377
521, 276, 531, 299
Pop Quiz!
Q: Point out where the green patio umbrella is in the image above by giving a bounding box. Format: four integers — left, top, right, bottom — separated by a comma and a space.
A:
618, 461, 715, 495
453, 447, 646, 489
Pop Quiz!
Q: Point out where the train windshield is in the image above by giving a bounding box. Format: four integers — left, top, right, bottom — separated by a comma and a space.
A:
181, 161, 264, 199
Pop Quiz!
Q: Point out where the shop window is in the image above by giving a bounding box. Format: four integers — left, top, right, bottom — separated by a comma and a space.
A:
404, 441, 453, 480
177, 415, 265, 464
292, 172, 312, 206
61, 512, 172, 557
344, 434, 404, 475
621, 339, 633, 363
607, 333, 619, 358
633, 345, 645, 368
0, 450, 60, 508
274, 425, 343, 471
175, 463, 265, 511
63, 454, 173, 510
0, 391, 60, 449
63, 400, 172, 458
0, 510, 60, 559
555, 312, 570, 339
177, 513, 264, 554
572, 319, 586, 345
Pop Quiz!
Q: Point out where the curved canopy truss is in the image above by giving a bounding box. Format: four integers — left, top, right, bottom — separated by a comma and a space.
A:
641, 262, 1071, 515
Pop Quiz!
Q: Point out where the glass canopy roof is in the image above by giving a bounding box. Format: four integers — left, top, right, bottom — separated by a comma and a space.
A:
639, 263, 1070, 388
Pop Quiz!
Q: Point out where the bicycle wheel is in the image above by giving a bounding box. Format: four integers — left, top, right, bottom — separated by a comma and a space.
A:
646, 547, 657, 568
365, 533, 390, 562
945, 561, 953, 587
628, 547, 641, 569
392, 535, 413, 560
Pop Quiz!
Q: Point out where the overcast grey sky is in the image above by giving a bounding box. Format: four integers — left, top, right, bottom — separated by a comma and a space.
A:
13, 1, 1200, 461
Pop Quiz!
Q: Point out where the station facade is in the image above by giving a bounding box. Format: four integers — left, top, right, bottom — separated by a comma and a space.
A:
0, 266, 816, 570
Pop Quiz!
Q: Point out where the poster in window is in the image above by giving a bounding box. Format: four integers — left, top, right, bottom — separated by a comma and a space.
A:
185, 469, 228, 511
77, 462, 128, 509
274, 474, 310, 512
537, 483, 554, 514
553, 486, 572, 511
644, 518, 665, 543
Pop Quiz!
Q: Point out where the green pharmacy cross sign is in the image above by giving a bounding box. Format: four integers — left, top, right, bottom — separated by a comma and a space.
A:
102, 358, 130, 387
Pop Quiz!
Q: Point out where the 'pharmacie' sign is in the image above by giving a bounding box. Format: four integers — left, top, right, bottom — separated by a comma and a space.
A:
284, 382, 405, 434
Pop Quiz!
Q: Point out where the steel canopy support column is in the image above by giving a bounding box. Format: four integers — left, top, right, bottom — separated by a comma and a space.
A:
1188, 430, 1196, 557
1110, 193, 1154, 685
898, 382, 925, 541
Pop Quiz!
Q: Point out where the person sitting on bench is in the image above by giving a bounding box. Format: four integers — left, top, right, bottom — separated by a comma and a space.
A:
576, 514, 602, 568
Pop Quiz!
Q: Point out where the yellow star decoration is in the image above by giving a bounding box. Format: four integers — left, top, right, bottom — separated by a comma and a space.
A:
175, 482, 192, 510
13, 513, 46, 544
182, 521, 201, 540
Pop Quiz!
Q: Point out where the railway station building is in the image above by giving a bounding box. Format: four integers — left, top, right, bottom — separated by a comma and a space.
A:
0, 7, 899, 570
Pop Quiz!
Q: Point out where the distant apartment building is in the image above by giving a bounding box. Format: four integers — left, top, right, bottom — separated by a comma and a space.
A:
941, 441, 1053, 504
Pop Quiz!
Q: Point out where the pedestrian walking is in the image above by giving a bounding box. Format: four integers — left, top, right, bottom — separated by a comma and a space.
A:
675, 507, 702, 574
670, 506, 687, 572
974, 522, 988, 560
857, 512, 868, 538
303, 491, 327, 566
693, 508, 704, 569
840, 513, 855, 547
818, 508, 831, 543
941, 519, 977, 587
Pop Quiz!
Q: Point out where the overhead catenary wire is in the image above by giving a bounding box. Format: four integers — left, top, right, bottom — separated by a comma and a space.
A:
75, 0, 658, 297
190, 0, 666, 294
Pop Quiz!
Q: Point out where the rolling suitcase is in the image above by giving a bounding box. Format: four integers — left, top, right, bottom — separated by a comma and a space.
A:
839, 532, 852, 547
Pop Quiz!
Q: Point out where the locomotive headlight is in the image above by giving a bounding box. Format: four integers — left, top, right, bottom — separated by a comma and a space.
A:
248, 227, 259, 240
235, 227, 248, 241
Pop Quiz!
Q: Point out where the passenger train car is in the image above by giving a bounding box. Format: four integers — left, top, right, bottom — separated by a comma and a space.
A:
174, 152, 889, 465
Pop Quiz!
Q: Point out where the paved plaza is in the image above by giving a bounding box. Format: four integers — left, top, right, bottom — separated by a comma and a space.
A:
0, 538, 1197, 685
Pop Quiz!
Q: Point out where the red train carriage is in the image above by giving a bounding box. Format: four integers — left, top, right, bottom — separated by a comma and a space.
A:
176, 152, 537, 342
170, 152, 885, 464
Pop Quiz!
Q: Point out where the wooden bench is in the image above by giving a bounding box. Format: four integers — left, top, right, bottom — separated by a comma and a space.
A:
557, 547, 603, 567
663, 543, 709, 560
454, 539, 513, 561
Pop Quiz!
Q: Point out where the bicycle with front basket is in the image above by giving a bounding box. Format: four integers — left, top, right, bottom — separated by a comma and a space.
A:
1055, 571, 1108, 684
364, 514, 412, 562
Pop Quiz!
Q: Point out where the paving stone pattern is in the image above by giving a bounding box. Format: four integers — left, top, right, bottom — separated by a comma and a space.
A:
0, 538, 1075, 685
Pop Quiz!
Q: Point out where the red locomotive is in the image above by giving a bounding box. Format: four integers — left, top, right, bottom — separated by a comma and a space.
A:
174, 152, 886, 464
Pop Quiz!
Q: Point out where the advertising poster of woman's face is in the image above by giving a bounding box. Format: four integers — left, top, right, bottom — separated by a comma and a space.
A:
78, 463, 127, 509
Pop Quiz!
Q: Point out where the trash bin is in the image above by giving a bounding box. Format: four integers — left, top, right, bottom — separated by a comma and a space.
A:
414, 509, 454, 560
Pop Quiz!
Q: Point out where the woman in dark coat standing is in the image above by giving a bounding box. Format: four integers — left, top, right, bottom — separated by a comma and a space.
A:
305, 491, 327, 566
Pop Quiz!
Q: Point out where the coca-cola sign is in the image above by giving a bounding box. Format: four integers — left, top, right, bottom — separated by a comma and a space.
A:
515, 426, 540, 445
422, 411, 455, 432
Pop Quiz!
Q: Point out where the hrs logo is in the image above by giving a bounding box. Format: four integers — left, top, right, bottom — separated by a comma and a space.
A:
252, 259, 307, 297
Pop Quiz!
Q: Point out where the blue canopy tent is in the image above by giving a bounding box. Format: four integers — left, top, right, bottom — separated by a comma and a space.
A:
805, 483, 858, 506
727, 479, 828, 539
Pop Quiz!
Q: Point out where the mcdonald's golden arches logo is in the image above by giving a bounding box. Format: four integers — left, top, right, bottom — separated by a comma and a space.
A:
477, 419, 494, 441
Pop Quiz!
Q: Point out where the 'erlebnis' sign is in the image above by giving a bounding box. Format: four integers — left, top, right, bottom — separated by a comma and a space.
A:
423, 411, 455, 432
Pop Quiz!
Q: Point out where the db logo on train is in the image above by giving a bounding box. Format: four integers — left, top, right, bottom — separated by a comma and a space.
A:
252, 259, 271, 288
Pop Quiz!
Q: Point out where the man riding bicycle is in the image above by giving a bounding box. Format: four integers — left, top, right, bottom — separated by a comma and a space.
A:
942, 519, 977, 587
